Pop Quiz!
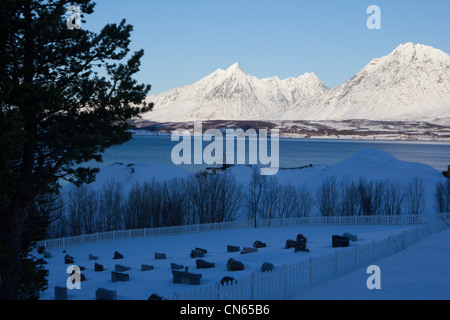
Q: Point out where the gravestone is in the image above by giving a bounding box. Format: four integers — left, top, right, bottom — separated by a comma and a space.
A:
220, 276, 237, 286
94, 263, 104, 272
113, 251, 124, 260
241, 247, 257, 254
141, 264, 154, 271
285, 239, 297, 249
171, 263, 184, 270
343, 233, 358, 242
195, 248, 208, 254
227, 245, 240, 253
296, 234, 308, 243
253, 241, 266, 248
148, 293, 166, 300
332, 235, 350, 248
43, 252, 52, 259
96, 288, 117, 300
71, 270, 86, 282
64, 255, 74, 264
154, 253, 166, 260
294, 241, 309, 253
196, 259, 215, 269
190, 249, 205, 258
89, 254, 98, 261
37, 246, 45, 254
115, 264, 131, 272
261, 262, 275, 273
111, 271, 130, 283
54, 286, 68, 300
37, 258, 47, 265
227, 258, 244, 272
172, 270, 202, 285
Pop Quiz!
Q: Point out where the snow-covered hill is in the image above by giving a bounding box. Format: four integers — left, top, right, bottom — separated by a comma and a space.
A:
142, 43, 450, 123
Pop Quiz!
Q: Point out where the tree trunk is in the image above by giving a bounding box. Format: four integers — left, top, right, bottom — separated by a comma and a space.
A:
0, 204, 24, 300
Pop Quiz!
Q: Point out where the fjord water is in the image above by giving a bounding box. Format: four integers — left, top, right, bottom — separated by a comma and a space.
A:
86, 135, 450, 174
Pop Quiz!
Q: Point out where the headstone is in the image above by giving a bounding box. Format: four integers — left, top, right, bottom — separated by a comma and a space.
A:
343, 233, 357, 242
71, 270, 86, 282
220, 276, 237, 286
172, 270, 202, 285
227, 245, 240, 252
37, 258, 48, 265
37, 246, 45, 254
89, 254, 98, 261
261, 262, 275, 273
141, 264, 154, 271
64, 255, 74, 264
115, 264, 131, 272
241, 247, 257, 254
195, 247, 208, 254
43, 252, 52, 259
294, 241, 309, 253
113, 251, 124, 260
332, 235, 350, 248
285, 239, 297, 249
154, 253, 166, 260
94, 263, 104, 272
296, 234, 308, 243
196, 259, 215, 269
148, 293, 166, 300
190, 249, 205, 258
79, 266, 86, 271
253, 241, 266, 248
227, 258, 244, 272
54, 286, 67, 300
95, 288, 117, 300
111, 271, 129, 283
171, 263, 184, 270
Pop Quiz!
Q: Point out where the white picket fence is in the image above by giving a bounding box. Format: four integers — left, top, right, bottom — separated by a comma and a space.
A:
170, 219, 449, 300
36, 214, 450, 249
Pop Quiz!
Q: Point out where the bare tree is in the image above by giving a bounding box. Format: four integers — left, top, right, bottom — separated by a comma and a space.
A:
316, 176, 339, 217
246, 167, 266, 227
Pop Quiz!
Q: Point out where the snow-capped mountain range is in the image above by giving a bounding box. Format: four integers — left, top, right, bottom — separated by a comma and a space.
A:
143, 43, 450, 123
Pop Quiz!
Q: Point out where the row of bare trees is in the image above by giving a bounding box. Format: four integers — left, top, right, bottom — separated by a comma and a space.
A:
48, 168, 439, 238
315, 175, 426, 217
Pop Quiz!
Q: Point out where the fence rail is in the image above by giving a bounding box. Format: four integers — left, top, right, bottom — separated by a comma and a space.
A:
171, 219, 449, 300
36, 214, 450, 249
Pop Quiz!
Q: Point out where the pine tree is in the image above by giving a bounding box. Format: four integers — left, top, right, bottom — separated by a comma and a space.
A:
0, 0, 152, 299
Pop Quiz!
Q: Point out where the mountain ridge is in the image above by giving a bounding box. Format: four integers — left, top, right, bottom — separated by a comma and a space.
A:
143, 43, 450, 123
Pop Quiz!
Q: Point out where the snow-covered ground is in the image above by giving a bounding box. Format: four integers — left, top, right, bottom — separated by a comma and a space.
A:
294, 227, 450, 300
39, 224, 418, 300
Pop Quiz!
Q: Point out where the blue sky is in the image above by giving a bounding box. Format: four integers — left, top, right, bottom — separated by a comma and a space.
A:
83, 0, 450, 94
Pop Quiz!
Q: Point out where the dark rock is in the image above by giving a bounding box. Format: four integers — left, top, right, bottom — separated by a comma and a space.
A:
227, 258, 244, 272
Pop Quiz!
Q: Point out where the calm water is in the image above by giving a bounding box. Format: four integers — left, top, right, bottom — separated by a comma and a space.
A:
85, 135, 450, 173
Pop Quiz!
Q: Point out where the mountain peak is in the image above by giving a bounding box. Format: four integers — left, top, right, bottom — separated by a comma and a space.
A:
226, 62, 244, 73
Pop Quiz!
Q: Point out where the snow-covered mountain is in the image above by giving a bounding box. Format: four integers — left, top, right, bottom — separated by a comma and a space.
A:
143, 63, 329, 121
142, 43, 450, 122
